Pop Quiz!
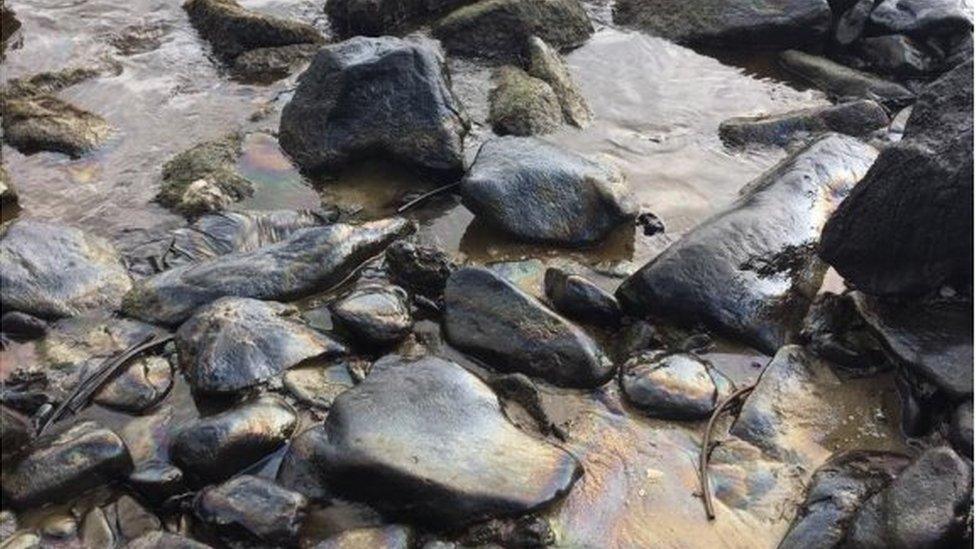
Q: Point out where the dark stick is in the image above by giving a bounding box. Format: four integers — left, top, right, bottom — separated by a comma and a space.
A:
699, 384, 756, 520
396, 182, 460, 214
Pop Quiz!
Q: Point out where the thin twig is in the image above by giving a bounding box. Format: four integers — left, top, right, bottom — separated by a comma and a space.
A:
396, 182, 460, 214
699, 384, 756, 520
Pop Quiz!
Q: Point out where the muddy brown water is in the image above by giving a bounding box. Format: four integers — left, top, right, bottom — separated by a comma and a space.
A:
1, 0, 909, 547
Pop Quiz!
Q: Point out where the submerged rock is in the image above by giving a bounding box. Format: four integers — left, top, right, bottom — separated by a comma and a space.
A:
719, 100, 888, 148
779, 49, 915, 107
176, 297, 346, 394
283, 362, 356, 410
280, 36, 467, 179
384, 241, 457, 300
0, 219, 132, 319
232, 43, 320, 83
526, 36, 591, 128
94, 356, 173, 413
488, 66, 562, 136
312, 356, 582, 528
461, 136, 636, 246
1, 83, 112, 157
327, 0, 474, 36
543, 268, 621, 326
183, 0, 321, 61
617, 134, 877, 354
157, 134, 253, 217
619, 351, 731, 419
444, 267, 614, 387
195, 475, 307, 546
123, 218, 412, 325
332, 284, 412, 347
315, 525, 411, 549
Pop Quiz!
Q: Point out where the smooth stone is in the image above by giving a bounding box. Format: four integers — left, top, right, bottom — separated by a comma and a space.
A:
194, 475, 307, 546
176, 297, 346, 394
114, 495, 162, 541
170, 396, 297, 482
444, 267, 614, 387
543, 268, 621, 326
2, 421, 133, 508
93, 356, 173, 413
384, 241, 457, 300
852, 35, 942, 78
869, 0, 973, 35
526, 36, 591, 128
331, 284, 413, 347
951, 400, 973, 456
314, 525, 411, 549
488, 66, 562, 136
123, 218, 412, 326
619, 351, 729, 420
81, 508, 115, 549
124, 531, 212, 549
314, 356, 582, 527
1, 84, 112, 157
616, 134, 877, 354
183, 0, 322, 61
0, 219, 132, 319
779, 49, 915, 107
327, 0, 474, 36
128, 460, 187, 504
283, 362, 356, 409
156, 134, 252, 217
279, 36, 467, 179
231, 43, 319, 84
461, 136, 637, 246
276, 425, 333, 501
719, 100, 889, 148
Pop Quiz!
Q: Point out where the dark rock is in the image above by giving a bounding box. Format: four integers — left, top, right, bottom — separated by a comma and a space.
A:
719, 100, 889, 148
0, 219, 132, 318
114, 495, 162, 541
619, 351, 731, 419
779, 49, 915, 107
332, 284, 413, 347
432, 0, 593, 60
0, 166, 17, 208
834, 0, 875, 45
123, 218, 412, 326
2, 421, 133, 508
444, 267, 614, 387
125, 531, 212, 549
869, 0, 973, 35
176, 297, 346, 394
459, 516, 555, 547
1, 1, 20, 54
1, 81, 112, 157
461, 136, 637, 246
0, 311, 48, 343
617, 134, 877, 354
327, 0, 475, 36
128, 461, 187, 504
613, 0, 831, 48
314, 525, 411, 549
526, 36, 591, 128
951, 400, 973, 456
81, 507, 115, 548
312, 356, 582, 528
194, 475, 307, 546
183, 0, 322, 61
799, 292, 889, 375
384, 241, 457, 300
280, 36, 467, 179
852, 35, 942, 78
0, 406, 30, 462
171, 396, 297, 482
232, 43, 320, 84
820, 60, 973, 295
779, 450, 910, 549
544, 268, 621, 326
846, 446, 972, 548
276, 425, 332, 501
488, 66, 562, 136
157, 134, 253, 217
94, 355, 173, 412
283, 362, 356, 410
636, 212, 665, 236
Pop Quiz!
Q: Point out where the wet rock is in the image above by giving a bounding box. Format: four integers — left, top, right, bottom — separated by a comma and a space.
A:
0, 406, 30, 462
869, 0, 973, 35
951, 400, 973, 456
129, 460, 187, 504
157, 134, 253, 217
526, 36, 591, 128
0, 219, 132, 319
108, 21, 170, 56
459, 516, 555, 547
800, 292, 889, 375
232, 43, 320, 84
183, 0, 322, 61
2, 421, 133, 508
276, 425, 332, 502
461, 136, 637, 246
93, 356, 173, 413
280, 36, 467, 179
1, 1, 20, 54
327, 0, 474, 36
125, 531, 212, 549
543, 268, 621, 326
283, 362, 356, 410
0, 166, 17, 208
834, 0, 875, 45
613, 0, 831, 48
1, 83, 112, 157
779, 450, 910, 549
846, 446, 972, 548
39, 513, 77, 540
820, 60, 973, 295
195, 475, 307, 546
0, 311, 48, 343
171, 396, 297, 482
719, 100, 888, 148
619, 351, 730, 419
332, 284, 412, 347
312, 356, 582, 527
314, 525, 411, 548
177, 297, 346, 394
779, 49, 915, 107
444, 267, 614, 387
488, 66, 562, 136
851, 35, 942, 78
432, 0, 593, 60
1, 532, 39, 549
123, 218, 412, 325
617, 134, 876, 354
384, 241, 457, 300
81, 507, 115, 548
114, 495, 162, 541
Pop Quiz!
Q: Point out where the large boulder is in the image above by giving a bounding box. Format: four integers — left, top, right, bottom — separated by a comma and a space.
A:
488, 66, 562, 136
326, 0, 476, 36
460, 137, 637, 246
616, 134, 877, 354
444, 267, 614, 387
779, 49, 915, 108
820, 60, 973, 296
719, 100, 889, 148
183, 0, 322, 61
279, 36, 467, 180
0, 220, 132, 319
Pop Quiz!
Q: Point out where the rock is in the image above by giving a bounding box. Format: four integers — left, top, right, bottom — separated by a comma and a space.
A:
444, 267, 614, 387
799, 292, 888, 374
619, 351, 731, 419
195, 475, 307, 546
183, 0, 321, 61
2, 421, 132, 508
779, 49, 915, 107
157, 134, 253, 217
171, 396, 297, 482
779, 450, 910, 549
820, 60, 973, 295
314, 525, 411, 549
846, 446, 972, 548
384, 241, 457, 300
851, 35, 942, 78
1, 85, 112, 157
125, 531, 212, 549
543, 268, 621, 326
327, 0, 475, 36
283, 362, 356, 410
39, 513, 77, 539
0, 311, 48, 343
176, 297, 346, 394
0, 220, 132, 319
0, 406, 30, 462
0, 166, 17, 208
526, 36, 591, 128
129, 461, 187, 504
834, 0, 875, 45
617, 134, 877, 354
1, 1, 20, 54
312, 356, 582, 528
114, 495, 162, 541
869, 0, 973, 35
1, 532, 40, 549
280, 36, 467, 179
951, 400, 973, 456
332, 284, 412, 347
81, 507, 115, 548
613, 0, 831, 48
232, 43, 320, 84
123, 218, 412, 326
461, 137, 637, 246
108, 21, 170, 56
488, 66, 562, 136
719, 100, 889, 148
276, 425, 333, 501
94, 356, 173, 413
432, 0, 593, 60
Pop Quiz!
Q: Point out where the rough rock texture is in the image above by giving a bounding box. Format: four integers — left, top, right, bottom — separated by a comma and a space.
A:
526, 36, 591, 128
619, 351, 731, 419
332, 284, 412, 347
326, 0, 475, 36
176, 297, 346, 394
432, 0, 593, 60
461, 137, 636, 246
156, 134, 253, 217
279, 36, 467, 179
312, 356, 582, 528
93, 356, 173, 413
183, 0, 321, 61
0, 219, 132, 319
869, 0, 973, 35
1, 82, 112, 157
820, 60, 973, 296
384, 241, 457, 299
123, 218, 412, 325
779, 49, 915, 107
851, 35, 942, 78
444, 267, 614, 387
719, 100, 889, 148
543, 268, 621, 326
951, 400, 973, 456
488, 66, 562, 136
613, 0, 831, 48
617, 134, 877, 354
232, 43, 320, 83
194, 475, 307, 546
